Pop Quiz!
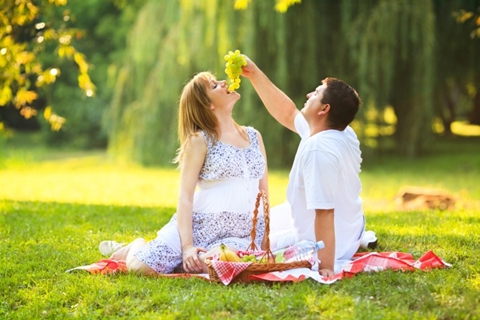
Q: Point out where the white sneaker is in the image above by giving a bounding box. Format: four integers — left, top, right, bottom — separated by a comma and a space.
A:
360, 230, 378, 249
99, 240, 124, 256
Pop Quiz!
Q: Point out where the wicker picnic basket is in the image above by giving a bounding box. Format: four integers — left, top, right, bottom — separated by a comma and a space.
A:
205, 190, 312, 283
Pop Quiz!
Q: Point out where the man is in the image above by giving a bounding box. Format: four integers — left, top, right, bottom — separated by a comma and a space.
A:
242, 57, 367, 277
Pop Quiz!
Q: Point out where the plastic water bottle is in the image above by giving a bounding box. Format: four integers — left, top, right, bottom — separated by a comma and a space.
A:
272, 240, 325, 263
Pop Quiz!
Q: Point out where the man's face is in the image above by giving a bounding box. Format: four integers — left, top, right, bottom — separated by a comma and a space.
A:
301, 84, 327, 120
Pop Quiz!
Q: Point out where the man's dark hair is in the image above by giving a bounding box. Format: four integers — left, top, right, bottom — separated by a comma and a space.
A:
321, 77, 362, 130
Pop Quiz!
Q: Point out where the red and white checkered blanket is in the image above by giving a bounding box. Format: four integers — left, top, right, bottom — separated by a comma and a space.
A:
66, 250, 450, 285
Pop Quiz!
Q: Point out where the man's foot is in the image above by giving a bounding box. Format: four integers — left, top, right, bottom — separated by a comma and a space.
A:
360, 230, 378, 250
99, 240, 124, 256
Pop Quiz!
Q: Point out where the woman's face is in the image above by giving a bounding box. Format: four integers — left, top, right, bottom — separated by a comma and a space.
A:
207, 78, 240, 111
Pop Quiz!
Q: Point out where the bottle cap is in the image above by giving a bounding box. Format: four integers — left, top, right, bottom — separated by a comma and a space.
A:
316, 241, 325, 250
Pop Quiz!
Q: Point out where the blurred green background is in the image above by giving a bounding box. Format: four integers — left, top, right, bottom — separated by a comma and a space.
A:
1, 0, 480, 169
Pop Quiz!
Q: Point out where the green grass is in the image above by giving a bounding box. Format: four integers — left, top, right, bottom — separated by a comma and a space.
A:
1, 134, 480, 319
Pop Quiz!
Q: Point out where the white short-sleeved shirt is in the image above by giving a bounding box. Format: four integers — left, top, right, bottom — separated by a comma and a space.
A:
286, 113, 365, 262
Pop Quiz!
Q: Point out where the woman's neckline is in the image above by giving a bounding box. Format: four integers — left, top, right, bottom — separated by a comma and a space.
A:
217, 127, 251, 149
217, 139, 251, 150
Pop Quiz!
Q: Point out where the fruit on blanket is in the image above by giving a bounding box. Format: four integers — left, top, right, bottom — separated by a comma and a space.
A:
241, 254, 256, 262
257, 256, 268, 264
257, 255, 275, 264
275, 253, 286, 263
219, 244, 243, 262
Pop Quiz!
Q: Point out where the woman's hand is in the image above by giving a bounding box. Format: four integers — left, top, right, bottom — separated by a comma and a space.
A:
182, 245, 207, 273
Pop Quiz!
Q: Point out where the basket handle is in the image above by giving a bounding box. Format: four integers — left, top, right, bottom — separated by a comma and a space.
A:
249, 190, 274, 261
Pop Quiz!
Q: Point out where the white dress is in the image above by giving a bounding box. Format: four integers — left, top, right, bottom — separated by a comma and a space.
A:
135, 127, 266, 273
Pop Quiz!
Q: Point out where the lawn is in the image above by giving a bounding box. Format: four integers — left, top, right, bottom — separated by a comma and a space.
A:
1, 134, 479, 319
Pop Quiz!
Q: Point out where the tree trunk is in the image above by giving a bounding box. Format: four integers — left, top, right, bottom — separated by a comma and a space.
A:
391, 64, 422, 158
469, 74, 480, 125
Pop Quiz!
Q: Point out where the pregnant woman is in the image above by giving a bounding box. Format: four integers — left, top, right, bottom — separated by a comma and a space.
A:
99, 71, 269, 275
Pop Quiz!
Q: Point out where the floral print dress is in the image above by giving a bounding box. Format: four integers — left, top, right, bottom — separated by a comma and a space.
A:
135, 127, 266, 273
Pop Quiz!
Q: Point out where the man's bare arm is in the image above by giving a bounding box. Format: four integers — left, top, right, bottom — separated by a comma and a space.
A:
315, 208, 335, 277
242, 56, 299, 132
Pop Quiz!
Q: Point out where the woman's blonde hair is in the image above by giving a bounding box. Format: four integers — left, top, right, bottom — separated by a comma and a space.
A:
174, 72, 219, 164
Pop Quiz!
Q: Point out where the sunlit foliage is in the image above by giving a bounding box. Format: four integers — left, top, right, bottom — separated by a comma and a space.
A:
453, 7, 480, 38
0, 0, 94, 130
234, 0, 301, 12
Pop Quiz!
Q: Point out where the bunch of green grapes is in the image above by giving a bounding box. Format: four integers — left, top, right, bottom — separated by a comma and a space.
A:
241, 254, 256, 262
224, 49, 247, 91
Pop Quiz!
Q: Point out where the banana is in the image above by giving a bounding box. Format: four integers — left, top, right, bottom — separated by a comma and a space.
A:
219, 243, 243, 262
